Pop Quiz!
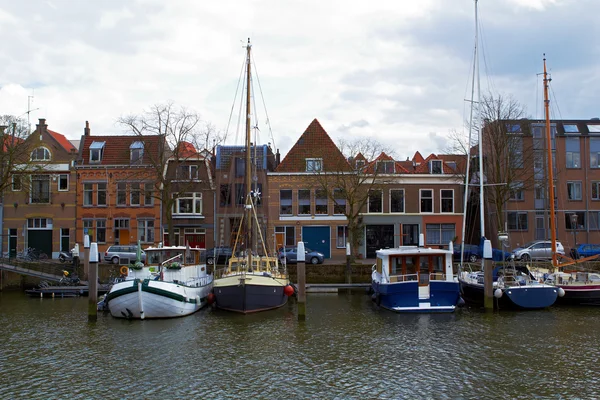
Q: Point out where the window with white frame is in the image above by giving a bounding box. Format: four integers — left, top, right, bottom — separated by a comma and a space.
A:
58, 174, 69, 191
592, 181, 600, 200
97, 183, 107, 206
336, 226, 348, 248
390, 189, 404, 213
368, 190, 383, 213
426, 223, 455, 245
31, 175, 50, 204
591, 138, 600, 168
280, 190, 292, 215
144, 183, 154, 205
83, 219, 94, 241
420, 189, 433, 213
138, 219, 155, 243
333, 189, 346, 215
83, 183, 93, 206
306, 158, 323, 172
177, 165, 199, 180
276, 226, 296, 247
567, 181, 582, 201
509, 182, 524, 201
28, 218, 51, 228
173, 193, 202, 215
130, 141, 144, 164
31, 147, 51, 161
89, 141, 105, 163
130, 183, 141, 206
441, 189, 454, 213
117, 182, 127, 206
12, 175, 21, 191
511, 136, 524, 168
315, 189, 328, 214
355, 160, 365, 171
430, 160, 442, 174
298, 189, 311, 215
508, 212, 528, 230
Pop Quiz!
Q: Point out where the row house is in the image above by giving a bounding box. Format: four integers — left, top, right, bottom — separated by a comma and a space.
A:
162, 141, 215, 249
497, 118, 600, 251
268, 119, 466, 260
75, 124, 163, 254
214, 144, 277, 252
2, 119, 77, 258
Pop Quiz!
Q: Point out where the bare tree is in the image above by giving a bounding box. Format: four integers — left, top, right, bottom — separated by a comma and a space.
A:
475, 94, 534, 241
310, 136, 394, 262
117, 103, 222, 246
0, 116, 38, 195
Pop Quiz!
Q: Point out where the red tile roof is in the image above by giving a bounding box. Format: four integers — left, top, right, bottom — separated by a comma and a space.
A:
412, 151, 425, 164
275, 119, 351, 172
48, 129, 77, 152
79, 135, 163, 165
175, 141, 198, 158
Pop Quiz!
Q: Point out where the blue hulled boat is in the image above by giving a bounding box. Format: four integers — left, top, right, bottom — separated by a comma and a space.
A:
371, 243, 462, 313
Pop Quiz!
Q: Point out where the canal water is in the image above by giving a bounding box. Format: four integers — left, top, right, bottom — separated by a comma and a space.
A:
1, 291, 599, 399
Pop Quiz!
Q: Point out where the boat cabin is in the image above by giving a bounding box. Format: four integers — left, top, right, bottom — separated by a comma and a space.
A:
376, 246, 454, 285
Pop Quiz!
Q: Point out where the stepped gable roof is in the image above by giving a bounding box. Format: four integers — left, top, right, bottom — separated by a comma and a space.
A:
80, 134, 162, 165
48, 129, 77, 153
275, 119, 351, 172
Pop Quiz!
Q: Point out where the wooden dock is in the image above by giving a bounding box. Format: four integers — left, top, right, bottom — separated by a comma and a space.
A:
25, 285, 112, 298
305, 283, 370, 293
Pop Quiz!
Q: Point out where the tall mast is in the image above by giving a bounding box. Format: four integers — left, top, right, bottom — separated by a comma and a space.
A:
543, 55, 558, 267
475, 0, 485, 248
245, 38, 253, 270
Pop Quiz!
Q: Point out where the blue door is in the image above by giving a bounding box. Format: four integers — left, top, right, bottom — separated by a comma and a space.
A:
302, 226, 331, 259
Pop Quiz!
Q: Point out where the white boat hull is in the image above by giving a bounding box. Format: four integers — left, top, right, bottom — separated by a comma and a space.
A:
106, 278, 213, 319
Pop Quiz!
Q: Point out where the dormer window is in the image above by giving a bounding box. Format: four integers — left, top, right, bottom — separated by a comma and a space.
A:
90, 141, 105, 163
376, 160, 395, 174
355, 160, 365, 171
431, 160, 443, 174
506, 124, 522, 134
130, 141, 144, 164
306, 158, 323, 172
31, 147, 51, 161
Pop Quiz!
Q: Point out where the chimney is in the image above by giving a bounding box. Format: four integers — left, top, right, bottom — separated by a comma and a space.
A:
84, 121, 90, 136
38, 118, 47, 129
276, 149, 280, 166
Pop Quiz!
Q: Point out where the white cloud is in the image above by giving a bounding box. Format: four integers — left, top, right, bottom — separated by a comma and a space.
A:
0, 0, 597, 159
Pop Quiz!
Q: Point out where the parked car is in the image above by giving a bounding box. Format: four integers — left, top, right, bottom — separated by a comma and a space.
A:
570, 244, 600, 259
104, 245, 146, 265
511, 240, 565, 261
202, 247, 234, 265
453, 243, 511, 262
453, 244, 480, 263
278, 246, 325, 265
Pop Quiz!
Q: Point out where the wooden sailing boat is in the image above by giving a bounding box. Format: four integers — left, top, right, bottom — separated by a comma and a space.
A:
457, 2, 563, 309
212, 39, 293, 313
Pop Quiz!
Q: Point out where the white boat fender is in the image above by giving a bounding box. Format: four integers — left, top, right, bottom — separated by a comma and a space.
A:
494, 289, 503, 299
195, 295, 200, 304
557, 287, 565, 297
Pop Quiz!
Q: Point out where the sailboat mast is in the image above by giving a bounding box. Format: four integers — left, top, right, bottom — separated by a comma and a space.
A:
543, 56, 558, 267
245, 38, 253, 269
475, 0, 485, 245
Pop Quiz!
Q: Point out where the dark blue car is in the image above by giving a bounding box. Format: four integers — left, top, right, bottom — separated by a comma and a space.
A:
454, 240, 511, 263
571, 244, 600, 259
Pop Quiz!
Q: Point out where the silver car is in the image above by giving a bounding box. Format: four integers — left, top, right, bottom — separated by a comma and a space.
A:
104, 245, 146, 264
511, 240, 565, 261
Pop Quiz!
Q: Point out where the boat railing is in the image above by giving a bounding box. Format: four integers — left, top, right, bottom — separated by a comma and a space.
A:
388, 273, 418, 283
429, 272, 447, 281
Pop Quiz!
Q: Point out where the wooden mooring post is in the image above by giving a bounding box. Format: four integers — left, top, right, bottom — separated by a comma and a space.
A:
83, 235, 90, 281
297, 241, 306, 321
88, 242, 98, 322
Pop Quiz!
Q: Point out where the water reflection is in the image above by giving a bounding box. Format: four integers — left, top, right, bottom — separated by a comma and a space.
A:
0, 291, 599, 399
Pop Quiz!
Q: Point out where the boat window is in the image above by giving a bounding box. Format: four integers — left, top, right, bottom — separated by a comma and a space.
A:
376, 258, 382, 274
405, 256, 417, 279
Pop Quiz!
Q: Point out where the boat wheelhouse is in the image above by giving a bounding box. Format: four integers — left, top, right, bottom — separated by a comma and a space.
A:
371, 243, 461, 313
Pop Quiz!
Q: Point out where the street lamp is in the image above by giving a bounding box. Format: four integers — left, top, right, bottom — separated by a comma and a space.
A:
570, 213, 578, 259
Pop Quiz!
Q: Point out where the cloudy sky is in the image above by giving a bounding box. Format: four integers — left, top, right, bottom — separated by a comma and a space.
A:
0, 0, 598, 159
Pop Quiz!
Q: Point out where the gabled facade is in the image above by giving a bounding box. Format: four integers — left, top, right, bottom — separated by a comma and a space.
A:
268, 119, 467, 260
2, 118, 78, 258
214, 144, 277, 251
75, 122, 163, 254
490, 118, 600, 251
162, 142, 215, 249
268, 119, 353, 260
